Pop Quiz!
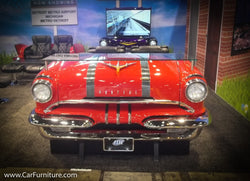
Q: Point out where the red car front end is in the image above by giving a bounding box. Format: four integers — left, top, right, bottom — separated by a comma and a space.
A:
29, 53, 210, 152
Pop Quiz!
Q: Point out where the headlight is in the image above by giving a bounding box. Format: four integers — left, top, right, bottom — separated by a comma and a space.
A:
149, 40, 157, 46
32, 80, 52, 103
100, 40, 107, 46
185, 79, 208, 103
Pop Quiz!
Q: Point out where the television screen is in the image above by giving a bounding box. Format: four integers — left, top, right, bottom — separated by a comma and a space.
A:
106, 8, 151, 37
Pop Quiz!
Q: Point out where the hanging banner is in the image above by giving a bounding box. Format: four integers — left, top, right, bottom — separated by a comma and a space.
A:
31, 0, 78, 26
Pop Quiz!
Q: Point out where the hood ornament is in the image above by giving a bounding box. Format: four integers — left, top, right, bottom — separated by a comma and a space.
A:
101, 61, 136, 73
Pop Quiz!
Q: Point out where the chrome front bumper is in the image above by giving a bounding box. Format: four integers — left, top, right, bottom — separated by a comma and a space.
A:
29, 109, 210, 141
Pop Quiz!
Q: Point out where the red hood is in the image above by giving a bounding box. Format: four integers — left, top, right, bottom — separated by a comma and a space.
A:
55, 60, 180, 101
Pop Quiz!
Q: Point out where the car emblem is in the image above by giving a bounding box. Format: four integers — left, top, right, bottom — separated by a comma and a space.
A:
112, 139, 125, 146
101, 61, 136, 73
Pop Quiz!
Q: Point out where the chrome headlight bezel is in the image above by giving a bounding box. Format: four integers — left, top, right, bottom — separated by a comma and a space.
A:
32, 80, 52, 103
185, 79, 208, 103
149, 40, 157, 46
100, 39, 107, 47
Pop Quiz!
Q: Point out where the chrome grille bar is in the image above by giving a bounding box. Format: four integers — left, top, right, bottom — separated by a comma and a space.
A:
140, 61, 150, 97
128, 104, 132, 124
116, 104, 120, 125
44, 99, 194, 113
105, 104, 109, 124
86, 62, 97, 98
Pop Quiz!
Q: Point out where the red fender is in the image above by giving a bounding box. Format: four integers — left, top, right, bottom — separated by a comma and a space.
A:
15, 44, 28, 59
72, 43, 85, 53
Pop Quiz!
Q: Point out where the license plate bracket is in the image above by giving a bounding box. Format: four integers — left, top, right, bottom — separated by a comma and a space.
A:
103, 137, 134, 152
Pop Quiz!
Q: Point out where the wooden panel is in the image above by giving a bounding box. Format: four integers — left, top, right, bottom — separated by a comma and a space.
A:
204, 0, 223, 90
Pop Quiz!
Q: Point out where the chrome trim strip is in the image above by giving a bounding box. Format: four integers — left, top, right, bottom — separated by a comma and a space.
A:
142, 111, 209, 129
44, 99, 194, 113
105, 104, 109, 124
128, 104, 131, 124
116, 104, 120, 125
29, 110, 93, 128
45, 60, 48, 70
36, 75, 53, 80
31, 110, 208, 141
180, 102, 194, 113
143, 118, 208, 129
140, 61, 150, 97
86, 62, 97, 98
31, 109, 208, 130
185, 74, 203, 80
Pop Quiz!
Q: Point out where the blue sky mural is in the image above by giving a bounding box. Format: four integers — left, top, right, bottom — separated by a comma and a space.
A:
0, 0, 187, 57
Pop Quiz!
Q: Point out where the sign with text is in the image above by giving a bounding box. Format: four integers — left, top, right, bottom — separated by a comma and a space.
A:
31, 0, 78, 26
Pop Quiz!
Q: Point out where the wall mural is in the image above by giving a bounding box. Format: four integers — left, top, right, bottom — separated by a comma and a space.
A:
0, 0, 187, 58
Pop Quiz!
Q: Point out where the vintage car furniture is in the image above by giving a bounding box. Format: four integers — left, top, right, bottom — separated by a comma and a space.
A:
99, 36, 158, 47
1, 36, 52, 77
51, 35, 74, 54
1, 63, 24, 84
23, 35, 52, 73
25, 35, 73, 73
2, 35, 85, 83
29, 53, 210, 154
24, 35, 52, 59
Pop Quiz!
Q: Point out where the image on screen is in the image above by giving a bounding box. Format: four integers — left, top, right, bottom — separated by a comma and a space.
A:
106, 8, 151, 37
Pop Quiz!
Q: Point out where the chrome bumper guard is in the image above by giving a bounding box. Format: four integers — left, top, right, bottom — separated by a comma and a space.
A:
29, 110, 94, 128
29, 109, 210, 141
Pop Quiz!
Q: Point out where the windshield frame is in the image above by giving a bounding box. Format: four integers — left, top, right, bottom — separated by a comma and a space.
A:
42, 53, 197, 62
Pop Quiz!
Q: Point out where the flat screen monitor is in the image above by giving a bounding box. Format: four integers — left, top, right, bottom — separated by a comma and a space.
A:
106, 8, 151, 37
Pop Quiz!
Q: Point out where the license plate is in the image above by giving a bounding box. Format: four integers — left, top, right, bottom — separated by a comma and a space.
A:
103, 137, 134, 152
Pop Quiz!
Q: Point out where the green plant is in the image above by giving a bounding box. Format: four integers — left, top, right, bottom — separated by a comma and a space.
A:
0, 52, 15, 65
217, 73, 250, 120
168, 45, 174, 53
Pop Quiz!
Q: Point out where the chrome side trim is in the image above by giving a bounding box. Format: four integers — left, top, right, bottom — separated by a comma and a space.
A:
180, 102, 194, 113
44, 99, 195, 113
86, 62, 97, 98
140, 61, 150, 97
